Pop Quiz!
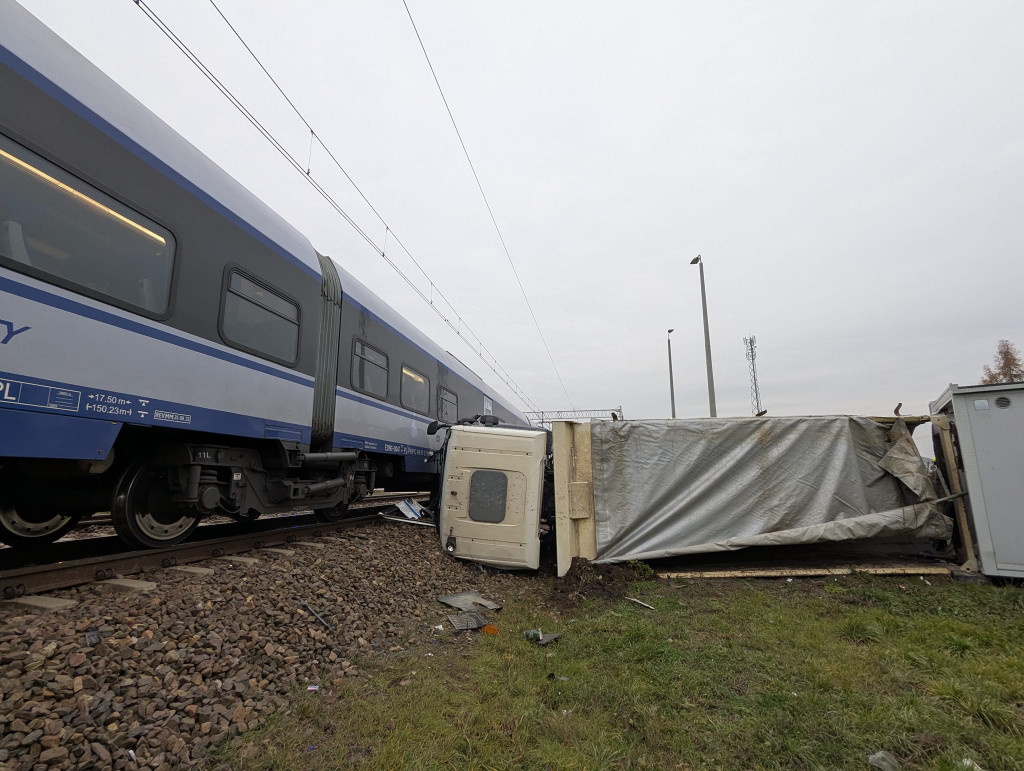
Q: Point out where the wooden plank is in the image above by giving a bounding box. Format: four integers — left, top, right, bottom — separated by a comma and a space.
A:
931, 414, 980, 573
572, 423, 597, 559
659, 565, 952, 580
553, 421, 598, 576
552, 421, 576, 578
568, 481, 594, 520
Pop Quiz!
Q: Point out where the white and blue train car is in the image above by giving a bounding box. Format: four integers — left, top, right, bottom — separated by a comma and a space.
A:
0, 0, 526, 549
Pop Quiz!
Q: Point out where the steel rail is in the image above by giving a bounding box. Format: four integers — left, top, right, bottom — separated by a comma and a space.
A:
0, 493, 430, 598
76, 492, 428, 526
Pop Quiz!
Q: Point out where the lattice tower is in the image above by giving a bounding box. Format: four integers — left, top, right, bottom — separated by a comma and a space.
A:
744, 336, 763, 415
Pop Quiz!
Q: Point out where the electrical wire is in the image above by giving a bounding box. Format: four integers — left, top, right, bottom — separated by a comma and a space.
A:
400, 0, 576, 411
130, 0, 539, 412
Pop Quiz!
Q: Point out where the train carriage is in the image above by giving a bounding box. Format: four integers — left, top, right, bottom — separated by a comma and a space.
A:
0, 0, 526, 549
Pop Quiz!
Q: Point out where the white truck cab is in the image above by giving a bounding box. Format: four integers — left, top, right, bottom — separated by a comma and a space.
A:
431, 419, 550, 570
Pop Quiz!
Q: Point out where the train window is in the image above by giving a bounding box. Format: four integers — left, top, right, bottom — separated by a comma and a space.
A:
352, 339, 388, 399
0, 133, 175, 315
468, 470, 508, 523
401, 365, 430, 414
438, 386, 458, 422
221, 269, 299, 364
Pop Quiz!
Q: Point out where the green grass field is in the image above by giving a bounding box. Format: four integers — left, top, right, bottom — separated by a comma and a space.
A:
219, 572, 1024, 770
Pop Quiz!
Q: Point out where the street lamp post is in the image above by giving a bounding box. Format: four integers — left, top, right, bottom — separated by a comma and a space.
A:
690, 255, 717, 417
667, 328, 676, 418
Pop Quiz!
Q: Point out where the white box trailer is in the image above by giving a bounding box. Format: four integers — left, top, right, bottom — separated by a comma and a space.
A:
931, 383, 1024, 579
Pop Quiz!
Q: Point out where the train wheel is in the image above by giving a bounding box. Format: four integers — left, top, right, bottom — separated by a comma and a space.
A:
111, 460, 199, 548
313, 503, 350, 523
0, 506, 83, 547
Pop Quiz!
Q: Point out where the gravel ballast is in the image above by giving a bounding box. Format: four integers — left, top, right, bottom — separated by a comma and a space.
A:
0, 521, 532, 769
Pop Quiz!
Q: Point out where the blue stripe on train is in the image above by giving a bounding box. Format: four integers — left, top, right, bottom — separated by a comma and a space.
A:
0, 275, 315, 388
2, 275, 509, 423
0, 409, 123, 460
0, 368, 311, 458
336, 387, 433, 425
0, 370, 435, 464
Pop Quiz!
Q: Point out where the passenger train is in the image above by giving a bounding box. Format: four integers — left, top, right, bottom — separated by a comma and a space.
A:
0, 0, 527, 549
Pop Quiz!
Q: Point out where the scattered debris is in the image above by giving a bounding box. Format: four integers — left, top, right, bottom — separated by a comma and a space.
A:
524, 629, 562, 645
84, 626, 101, 647
481, 623, 499, 635
786, 578, 793, 583
547, 673, 569, 682
382, 499, 436, 526
306, 685, 320, 693
447, 611, 489, 631
437, 590, 502, 612
626, 597, 655, 610
301, 600, 333, 630
868, 750, 902, 771
562, 709, 573, 716
919, 576, 932, 586
959, 759, 984, 770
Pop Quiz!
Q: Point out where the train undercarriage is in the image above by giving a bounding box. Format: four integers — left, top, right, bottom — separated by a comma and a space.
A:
0, 428, 376, 550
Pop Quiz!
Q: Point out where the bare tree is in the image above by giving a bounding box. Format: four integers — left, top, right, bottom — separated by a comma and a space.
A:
980, 339, 1024, 384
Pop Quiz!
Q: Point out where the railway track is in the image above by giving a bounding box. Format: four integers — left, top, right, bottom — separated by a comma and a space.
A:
0, 492, 430, 599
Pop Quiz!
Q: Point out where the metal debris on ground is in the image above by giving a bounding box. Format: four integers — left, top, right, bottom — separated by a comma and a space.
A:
381, 499, 436, 527
447, 611, 489, 631
301, 600, 333, 630
306, 685, 319, 692
523, 629, 562, 645
625, 597, 655, 609
437, 590, 502, 612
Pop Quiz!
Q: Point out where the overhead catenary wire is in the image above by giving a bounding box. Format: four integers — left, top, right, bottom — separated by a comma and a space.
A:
399, 0, 576, 411
130, 0, 539, 412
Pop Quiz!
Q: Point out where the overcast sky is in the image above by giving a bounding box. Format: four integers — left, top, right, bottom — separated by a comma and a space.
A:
15, 1, 1024, 445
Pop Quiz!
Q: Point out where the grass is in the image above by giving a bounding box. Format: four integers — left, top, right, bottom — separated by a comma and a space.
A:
217, 574, 1024, 770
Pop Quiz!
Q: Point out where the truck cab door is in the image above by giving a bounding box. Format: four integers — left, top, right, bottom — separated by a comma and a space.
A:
438, 427, 546, 570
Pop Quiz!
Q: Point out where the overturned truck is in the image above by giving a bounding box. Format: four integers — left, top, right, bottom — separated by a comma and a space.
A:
431, 413, 972, 577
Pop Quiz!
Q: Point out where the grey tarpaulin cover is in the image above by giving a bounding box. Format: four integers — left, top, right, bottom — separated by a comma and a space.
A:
590, 417, 951, 563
